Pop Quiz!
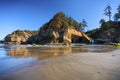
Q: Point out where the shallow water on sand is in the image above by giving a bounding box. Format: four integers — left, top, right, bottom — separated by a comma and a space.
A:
5, 45, 116, 59
0, 44, 117, 77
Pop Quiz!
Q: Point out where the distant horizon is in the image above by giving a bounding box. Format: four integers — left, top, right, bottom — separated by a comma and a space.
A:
0, 0, 119, 40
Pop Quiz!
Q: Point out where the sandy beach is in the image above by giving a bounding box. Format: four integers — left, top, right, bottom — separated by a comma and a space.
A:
0, 46, 120, 80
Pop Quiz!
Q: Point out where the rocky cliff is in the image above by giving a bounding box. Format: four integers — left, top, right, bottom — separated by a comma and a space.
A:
26, 12, 91, 45
4, 30, 37, 44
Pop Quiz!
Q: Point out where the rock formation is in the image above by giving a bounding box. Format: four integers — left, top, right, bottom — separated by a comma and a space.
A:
63, 28, 91, 46
3, 12, 91, 45
4, 30, 37, 44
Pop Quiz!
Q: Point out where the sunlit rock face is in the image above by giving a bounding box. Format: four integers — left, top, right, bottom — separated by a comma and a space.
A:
26, 12, 91, 45
27, 25, 90, 45
4, 30, 37, 44
63, 28, 91, 46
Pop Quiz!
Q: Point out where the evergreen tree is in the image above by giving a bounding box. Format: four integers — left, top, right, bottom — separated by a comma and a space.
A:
117, 5, 120, 13
99, 19, 108, 30
99, 19, 105, 24
104, 4, 112, 21
79, 19, 88, 32
114, 4, 120, 21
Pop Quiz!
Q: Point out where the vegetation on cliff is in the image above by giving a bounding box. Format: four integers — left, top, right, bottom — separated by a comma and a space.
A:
86, 4, 120, 43
86, 21, 120, 42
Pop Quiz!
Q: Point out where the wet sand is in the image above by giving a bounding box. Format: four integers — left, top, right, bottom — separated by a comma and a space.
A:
1, 48, 120, 80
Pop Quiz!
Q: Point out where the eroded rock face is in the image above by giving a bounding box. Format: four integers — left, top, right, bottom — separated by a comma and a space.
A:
26, 12, 91, 45
4, 30, 37, 44
27, 27, 90, 46
63, 28, 91, 46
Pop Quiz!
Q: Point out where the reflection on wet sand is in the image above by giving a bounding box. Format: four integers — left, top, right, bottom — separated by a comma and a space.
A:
7, 45, 115, 59
8, 47, 72, 59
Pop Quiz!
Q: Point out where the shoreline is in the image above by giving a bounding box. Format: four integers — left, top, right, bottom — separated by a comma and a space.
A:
2, 43, 116, 48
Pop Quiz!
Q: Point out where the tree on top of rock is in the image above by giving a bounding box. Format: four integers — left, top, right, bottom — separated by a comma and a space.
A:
40, 12, 80, 31
79, 19, 88, 32
114, 4, 120, 21
53, 12, 66, 20
104, 4, 112, 21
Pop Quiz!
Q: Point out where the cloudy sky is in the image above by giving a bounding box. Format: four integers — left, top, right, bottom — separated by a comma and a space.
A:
0, 0, 119, 40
